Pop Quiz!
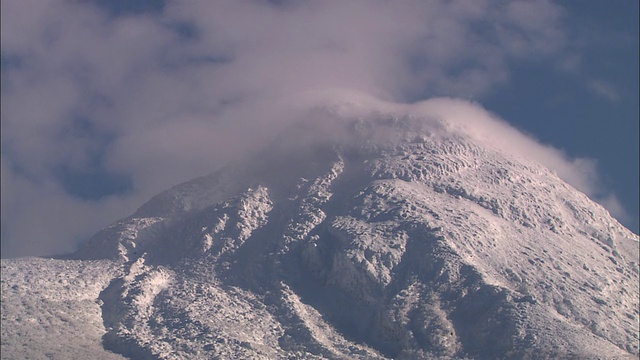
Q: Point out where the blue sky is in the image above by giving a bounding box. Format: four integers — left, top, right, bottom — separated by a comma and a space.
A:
1, 0, 638, 257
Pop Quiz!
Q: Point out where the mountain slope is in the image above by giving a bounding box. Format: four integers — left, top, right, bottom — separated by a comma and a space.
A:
2, 104, 638, 359
0, 258, 126, 360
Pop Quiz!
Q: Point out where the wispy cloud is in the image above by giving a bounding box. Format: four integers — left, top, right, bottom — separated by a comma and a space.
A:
0, 0, 630, 257
587, 79, 621, 103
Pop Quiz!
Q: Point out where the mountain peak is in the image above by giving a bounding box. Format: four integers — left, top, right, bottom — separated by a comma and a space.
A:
60, 107, 639, 358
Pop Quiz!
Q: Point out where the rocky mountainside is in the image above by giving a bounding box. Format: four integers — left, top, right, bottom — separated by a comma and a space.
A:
2, 104, 638, 359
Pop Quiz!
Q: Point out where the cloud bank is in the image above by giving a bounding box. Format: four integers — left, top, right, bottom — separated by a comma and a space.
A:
0, 0, 630, 257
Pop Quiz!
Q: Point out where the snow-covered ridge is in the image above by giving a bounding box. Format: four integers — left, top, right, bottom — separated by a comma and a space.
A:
2, 108, 638, 359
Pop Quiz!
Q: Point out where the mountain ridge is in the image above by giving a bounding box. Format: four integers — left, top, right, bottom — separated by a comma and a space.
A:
2, 104, 638, 359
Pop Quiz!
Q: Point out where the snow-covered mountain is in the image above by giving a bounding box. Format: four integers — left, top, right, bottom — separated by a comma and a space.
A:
2, 100, 638, 359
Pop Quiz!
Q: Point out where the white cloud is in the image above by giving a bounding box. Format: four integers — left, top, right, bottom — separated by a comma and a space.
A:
0, 0, 629, 257
0, 155, 142, 257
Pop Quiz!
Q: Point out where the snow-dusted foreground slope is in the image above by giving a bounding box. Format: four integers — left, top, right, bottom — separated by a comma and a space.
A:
0, 258, 125, 359
2, 104, 638, 359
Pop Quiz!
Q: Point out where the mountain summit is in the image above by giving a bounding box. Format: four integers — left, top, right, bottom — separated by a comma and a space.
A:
2, 99, 638, 359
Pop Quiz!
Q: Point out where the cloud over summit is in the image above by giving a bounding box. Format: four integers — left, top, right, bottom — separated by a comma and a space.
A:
0, 0, 632, 257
